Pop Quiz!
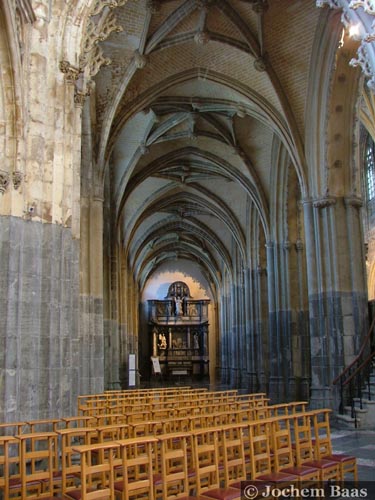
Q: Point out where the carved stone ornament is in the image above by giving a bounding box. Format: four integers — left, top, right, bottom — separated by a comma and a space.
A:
91, 0, 128, 17
313, 196, 338, 209
59, 60, 80, 84
12, 171, 23, 190
0, 170, 10, 194
317, 0, 375, 91
295, 239, 304, 252
134, 50, 147, 69
344, 195, 363, 207
254, 57, 266, 71
194, 30, 210, 45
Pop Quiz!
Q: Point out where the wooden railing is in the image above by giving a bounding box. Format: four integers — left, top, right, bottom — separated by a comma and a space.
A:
333, 314, 375, 426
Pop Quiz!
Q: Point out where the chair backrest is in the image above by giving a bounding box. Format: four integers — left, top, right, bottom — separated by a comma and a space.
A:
269, 416, 295, 471
16, 431, 59, 498
72, 442, 120, 500
57, 427, 97, 495
246, 419, 273, 479
291, 412, 316, 465
115, 436, 158, 500
0, 436, 20, 500
191, 427, 221, 495
156, 432, 191, 500
220, 424, 247, 486
311, 409, 333, 460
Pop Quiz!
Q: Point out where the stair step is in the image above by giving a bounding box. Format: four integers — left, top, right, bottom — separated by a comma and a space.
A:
335, 413, 360, 428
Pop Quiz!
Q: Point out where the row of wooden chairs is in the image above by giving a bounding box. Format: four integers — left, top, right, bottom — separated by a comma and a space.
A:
78, 390, 262, 415
0, 409, 357, 499
78, 389, 260, 412
78, 387, 210, 411
0, 401, 306, 446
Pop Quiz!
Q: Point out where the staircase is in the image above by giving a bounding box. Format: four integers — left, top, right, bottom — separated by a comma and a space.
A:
334, 316, 375, 430
336, 360, 375, 429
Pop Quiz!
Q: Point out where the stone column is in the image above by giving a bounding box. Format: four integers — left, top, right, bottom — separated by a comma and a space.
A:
303, 196, 368, 409
266, 241, 284, 400
80, 193, 105, 395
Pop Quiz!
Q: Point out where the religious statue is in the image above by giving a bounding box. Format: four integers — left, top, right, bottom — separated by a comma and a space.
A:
194, 332, 199, 349
174, 296, 183, 316
158, 333, 167, 349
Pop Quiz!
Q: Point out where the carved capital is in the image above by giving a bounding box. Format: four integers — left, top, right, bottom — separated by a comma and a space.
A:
295, 239, 304, 252
313, 196, 337, 209
91, 0, 127, 16
283, 240, 291, 251
0, 170, 10, 194
344, 195, 363, 208
12, 171, 23, 190
59, 60, 80, 84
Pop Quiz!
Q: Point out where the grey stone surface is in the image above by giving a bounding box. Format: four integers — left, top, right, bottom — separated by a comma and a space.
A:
0, 216, 81, 422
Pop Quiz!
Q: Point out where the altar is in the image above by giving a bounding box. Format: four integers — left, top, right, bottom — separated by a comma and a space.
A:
148, 281, 210, 379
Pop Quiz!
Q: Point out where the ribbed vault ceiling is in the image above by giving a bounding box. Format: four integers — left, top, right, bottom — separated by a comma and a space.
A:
96, 0, 322, 291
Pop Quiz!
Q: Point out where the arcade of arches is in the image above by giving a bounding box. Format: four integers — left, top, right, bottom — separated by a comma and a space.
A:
2, 0, 375, 423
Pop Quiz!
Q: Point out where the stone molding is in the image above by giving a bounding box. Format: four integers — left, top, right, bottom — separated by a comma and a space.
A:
344, 195, 363, 207
60, 0, 126, 105
313, 196, 338, 208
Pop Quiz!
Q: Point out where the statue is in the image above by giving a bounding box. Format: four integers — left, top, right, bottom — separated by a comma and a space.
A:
174, 296, 183, 316
194, 332, 199, 349
158, 333, 167, 349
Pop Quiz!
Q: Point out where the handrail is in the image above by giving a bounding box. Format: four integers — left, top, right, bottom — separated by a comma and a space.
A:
342, 349, 375, 387
332, 314, 375, 385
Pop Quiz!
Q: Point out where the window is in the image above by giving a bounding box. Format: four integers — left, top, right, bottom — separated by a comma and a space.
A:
365, 135, 375, 216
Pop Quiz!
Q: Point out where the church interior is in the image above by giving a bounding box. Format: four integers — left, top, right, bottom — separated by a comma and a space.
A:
3, 0, 375, 496
2, 0, 375, 438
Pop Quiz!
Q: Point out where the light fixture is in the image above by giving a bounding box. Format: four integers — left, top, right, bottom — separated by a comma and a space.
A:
349, 23, 360, 39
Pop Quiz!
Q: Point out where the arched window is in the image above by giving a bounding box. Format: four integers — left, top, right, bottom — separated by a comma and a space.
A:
365, 134, 375, 218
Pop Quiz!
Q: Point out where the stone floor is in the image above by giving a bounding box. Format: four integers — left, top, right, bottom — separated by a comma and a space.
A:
331, 427, 375, 482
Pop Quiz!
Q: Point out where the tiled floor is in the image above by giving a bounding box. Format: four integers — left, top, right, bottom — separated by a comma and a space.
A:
331, 428, 375, 482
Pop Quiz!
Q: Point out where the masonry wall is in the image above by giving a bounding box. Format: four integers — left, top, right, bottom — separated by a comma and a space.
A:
0, 216, 80, 421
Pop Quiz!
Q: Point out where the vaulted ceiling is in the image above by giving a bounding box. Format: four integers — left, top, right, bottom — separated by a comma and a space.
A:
92, 0, 328, 290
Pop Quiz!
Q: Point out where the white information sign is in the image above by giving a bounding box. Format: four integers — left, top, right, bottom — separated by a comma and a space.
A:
151, 356, 161, 374
128, 354, 136, 386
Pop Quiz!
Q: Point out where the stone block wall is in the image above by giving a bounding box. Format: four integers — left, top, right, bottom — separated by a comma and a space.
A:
0, 216, 81, 421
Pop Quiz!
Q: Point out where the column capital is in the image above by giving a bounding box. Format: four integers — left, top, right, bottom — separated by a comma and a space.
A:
344, 195, 363, 208
313, 196, 337, 209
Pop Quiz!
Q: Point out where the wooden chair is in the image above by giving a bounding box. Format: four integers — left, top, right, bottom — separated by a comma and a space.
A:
190, 427, 240, 500
57, 427, 97, 497
246, 419, 295, 493
130, 420, 163, 437
63, 416, 98, 428
70, 442, 120, 500
114, 436, 158, 500
15, 431, 64, 499
310, 410, 358, 483
26, 418, 62, 433
292, 411, 341, 482
154, 432, 192, 500
269, 416, 320, 487
0, 436, 23, 500
219, 424, 248, 489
